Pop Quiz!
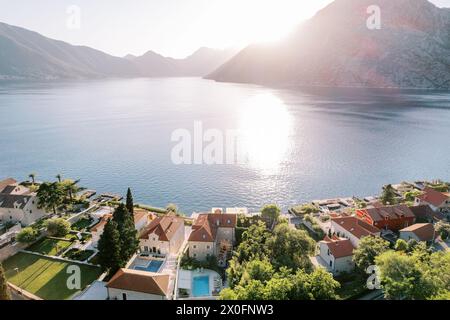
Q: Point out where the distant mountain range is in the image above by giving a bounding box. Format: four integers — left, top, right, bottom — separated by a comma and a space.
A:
0, 22, 236, 80
207, 0, 450, 89
1, 0, 450, 89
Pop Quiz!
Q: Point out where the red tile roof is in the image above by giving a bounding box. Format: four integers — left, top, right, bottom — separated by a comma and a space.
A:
409, 205, 445, 221
188, 213, 237, 242
90, 214, 112, 232
139, 215, 184, 241
417, 187, 449, 207
321, 236, 355, 258
106, 268, 169, 296
360, 204, 415, 222
400, 223, 435, 242
331, 216, 380, 239
133, 208, 151, 224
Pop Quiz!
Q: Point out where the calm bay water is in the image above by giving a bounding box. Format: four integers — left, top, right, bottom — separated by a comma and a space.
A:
0, 78, 449, 214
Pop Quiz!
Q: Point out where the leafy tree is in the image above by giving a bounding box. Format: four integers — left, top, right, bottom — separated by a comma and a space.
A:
381, 184, 397, 205
353, 236, 390, 272
376, 248, 450, 300
404, 190, 421, 202
429, 290, 450, 300
97, 220, 123, 274
16, 227, 39, 243
45, 218, 71, 237
126, 188, 134, 214
222, 264, 340, 300
267, 223, 315, 271
37, 182, 65, 214
239, 259, 274, 286
436, 221, 450, 241
233, 221, 271, 264
59, 179, 84, 202
235, 280, 266, 300
261, 204, 281, 225
112, 204, 139, 262
263, 277, 293, 300
0, 263, 11, 300
218, 288, 237, 300
394, 239, 408, 252
307, 268, 341, 300
376, 251, 424, 300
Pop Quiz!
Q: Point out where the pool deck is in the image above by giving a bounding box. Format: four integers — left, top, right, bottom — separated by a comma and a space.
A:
177, 269, 222, 299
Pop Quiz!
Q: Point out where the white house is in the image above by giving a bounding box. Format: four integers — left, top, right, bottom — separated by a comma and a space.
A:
317, 236, 355, 274
415, 187, 450, 214
399, 223, 436, 243
188, 211, 237, 264
133, 208, 153, 234
90, 214, 112, 247
0, 178, 49, 226
106, 268, 169, 300
139, 215, 184, 256
330, 216, 380, 247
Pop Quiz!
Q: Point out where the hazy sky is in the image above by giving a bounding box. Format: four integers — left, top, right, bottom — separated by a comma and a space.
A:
0, 0, 449, 58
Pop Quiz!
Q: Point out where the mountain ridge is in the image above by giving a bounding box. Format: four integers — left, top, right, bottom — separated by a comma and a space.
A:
0, 21, 236, 80
207, 0, 450, 89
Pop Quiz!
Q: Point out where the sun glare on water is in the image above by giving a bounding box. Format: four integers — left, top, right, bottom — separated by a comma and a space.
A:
238, 93, 293, 174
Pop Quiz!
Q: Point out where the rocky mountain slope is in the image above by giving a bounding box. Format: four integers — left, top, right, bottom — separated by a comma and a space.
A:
207, 0, 450, 89
0, 22, 236, 80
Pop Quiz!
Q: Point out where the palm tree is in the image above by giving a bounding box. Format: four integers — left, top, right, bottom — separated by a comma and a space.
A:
28, 173, 36, 185
61, 179, 85, 202
56, 174, 62, 183
36, 182, 65, 215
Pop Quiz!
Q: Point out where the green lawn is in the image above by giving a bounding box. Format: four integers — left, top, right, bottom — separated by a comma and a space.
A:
26, 238, 73, 256
3, 252, 102, 300
71, 217, 94, 231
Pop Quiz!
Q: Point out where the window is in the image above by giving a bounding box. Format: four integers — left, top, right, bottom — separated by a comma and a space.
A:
193, 254, 197, 257
144, 246, 149, 252
329, 260, 333, 267
227, 219, 231, 224
207, 245, 210, 249
122, 293, 127, 300
327, 249, 330, 256
193, 245, 197, 249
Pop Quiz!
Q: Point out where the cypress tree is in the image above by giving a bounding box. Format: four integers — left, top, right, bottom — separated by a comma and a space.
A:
126, 188, 134, 214
97, 220, 122, 275
0, 263, 11, 300
112, 204, 139, 263
381, 184, 397, 205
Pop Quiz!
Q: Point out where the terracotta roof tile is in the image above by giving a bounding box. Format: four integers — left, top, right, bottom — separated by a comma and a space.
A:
400, 223, 435, 242
331, 216, 380, 239
188, 213, 237, 242
320, 237, 355, 258
418, 187, 449, 207
361, 204, 415, 222
139, 215, 184, 241
90, 214, 112, 232
409, 204, 445, 221
106, 268, 169, 296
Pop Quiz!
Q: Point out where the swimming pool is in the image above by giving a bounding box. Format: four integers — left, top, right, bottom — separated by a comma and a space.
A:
133, 260, 163, 273
192, 276, 210, 297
